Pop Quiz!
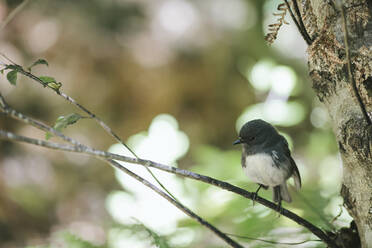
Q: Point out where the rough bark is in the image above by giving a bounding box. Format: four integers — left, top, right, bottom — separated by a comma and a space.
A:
302, 0, 372, 247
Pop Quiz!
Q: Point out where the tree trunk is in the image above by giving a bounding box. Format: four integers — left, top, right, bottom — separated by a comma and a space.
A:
303, 0, 372, 247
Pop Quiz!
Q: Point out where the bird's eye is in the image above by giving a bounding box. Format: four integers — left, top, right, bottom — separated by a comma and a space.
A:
249, 136, 255, 141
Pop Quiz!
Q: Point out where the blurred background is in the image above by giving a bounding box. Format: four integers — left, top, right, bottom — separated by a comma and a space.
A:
0, 0, 351, 247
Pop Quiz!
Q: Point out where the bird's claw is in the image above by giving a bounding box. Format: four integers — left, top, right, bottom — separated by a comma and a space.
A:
252, 192, 258, 206
276, 201, 283, 217
252, 184, 263, 207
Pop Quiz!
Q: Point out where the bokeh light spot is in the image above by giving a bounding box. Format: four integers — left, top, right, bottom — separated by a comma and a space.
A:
208, 0, 253, 30
310, 106, 329, 128
236, 100, 306, 132
106, 114, 191, 246
270, 66, 296, 96
248, 60, 275, 92
26, 19, 59, 53
248, 61, 297, 97
157, 0, 197, 37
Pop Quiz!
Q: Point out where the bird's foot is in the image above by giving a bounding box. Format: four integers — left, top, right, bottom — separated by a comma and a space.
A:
252, 192, 258, 207
276, 201, 283, 217
252, 184, 263, 207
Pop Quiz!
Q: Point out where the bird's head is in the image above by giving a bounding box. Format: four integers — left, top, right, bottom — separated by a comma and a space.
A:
233, 119, 278, 147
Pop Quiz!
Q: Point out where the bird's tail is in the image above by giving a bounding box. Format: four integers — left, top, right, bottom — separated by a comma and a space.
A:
273, 183, 292, 203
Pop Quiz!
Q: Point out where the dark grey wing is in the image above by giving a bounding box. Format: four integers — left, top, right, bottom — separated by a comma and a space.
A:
289, 156, 301, 189
278, 135, 301, 189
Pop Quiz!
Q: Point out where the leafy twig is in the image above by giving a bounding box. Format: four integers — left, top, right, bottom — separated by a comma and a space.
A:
0, 92, 81, 146
0, 61, 179, 202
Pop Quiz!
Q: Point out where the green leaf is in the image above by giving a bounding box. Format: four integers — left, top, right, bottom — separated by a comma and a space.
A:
45, 113, 82, 140
6, 70, 17, 85
27, 59, 49, 71
39, 76, 56, 84
62, 113, 82, 126
54, 113, 82, 131
47, 81, 62, 91
38, 76, 62, 91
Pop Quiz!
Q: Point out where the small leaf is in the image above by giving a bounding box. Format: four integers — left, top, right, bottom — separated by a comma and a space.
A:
6, 70, 17, 85
46, 113, 82, 140
27, 59, 49, 71
47, 81, 62, 91
39, 76, 56, 84
64, 113, 82, 125
55, 113, 82, 131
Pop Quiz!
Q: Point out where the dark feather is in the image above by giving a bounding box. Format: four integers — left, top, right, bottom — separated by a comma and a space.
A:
279, 135, 301, 189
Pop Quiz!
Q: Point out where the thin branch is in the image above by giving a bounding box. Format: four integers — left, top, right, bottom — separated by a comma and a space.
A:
143, 166, 181, 202
0, 0, 31, 32
105, 159, 244, 248
0, 130, 339, 248
226, 233, 322, 245
0, 92, 81, 146
2, 65, 138, 157
0, 53, 17, 65
340, 4, 372, 125
291, 0, 312, 44
284, 0, 312, 45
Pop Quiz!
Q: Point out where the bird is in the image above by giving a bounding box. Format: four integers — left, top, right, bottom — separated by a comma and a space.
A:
233, 119, 301, 210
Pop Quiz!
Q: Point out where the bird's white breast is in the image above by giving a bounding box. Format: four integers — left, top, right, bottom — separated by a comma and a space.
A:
243, 153, 289, 187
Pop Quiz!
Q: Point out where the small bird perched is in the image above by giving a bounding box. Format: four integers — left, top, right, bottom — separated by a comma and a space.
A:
233, 119, 301, 209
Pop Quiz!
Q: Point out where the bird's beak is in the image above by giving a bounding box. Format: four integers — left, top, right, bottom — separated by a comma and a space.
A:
233, 138, 242, 145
